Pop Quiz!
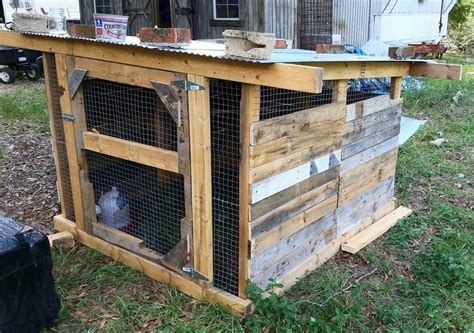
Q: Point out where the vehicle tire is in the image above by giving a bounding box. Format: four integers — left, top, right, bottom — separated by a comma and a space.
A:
0, 67, 16, 84
25, 64, 42, 81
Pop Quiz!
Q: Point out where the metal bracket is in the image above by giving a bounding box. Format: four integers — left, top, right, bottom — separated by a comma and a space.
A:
62, 114, 75, 122
68, 68, 88, 99
182, 266, 209, 281
151, 81, 181, 125
171, 80, 205, 91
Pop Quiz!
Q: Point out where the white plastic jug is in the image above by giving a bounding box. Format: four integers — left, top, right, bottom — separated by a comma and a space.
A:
97, 186, 130, 229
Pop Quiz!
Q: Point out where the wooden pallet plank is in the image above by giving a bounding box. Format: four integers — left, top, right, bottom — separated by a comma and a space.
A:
341, 206, 413, 254
74, 57, 177, 88
53, 215, 252, 314
251, 178, 338, 238
250, 102, 345, 145
188, 74, 213, 284
409, 62, 462, 81
252, 195, 337, 256
342, 125, 400, 159
390, 77, 403, 99
345, 96, 402, 122
48, 231, 74, 248
250, 167, 338, 221
250, 140, 341, 183
83, 132, 179, 173
239, 83, 261, 298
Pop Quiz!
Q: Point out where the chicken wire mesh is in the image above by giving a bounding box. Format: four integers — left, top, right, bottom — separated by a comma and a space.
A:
299, 0, 333, 49
260, 81, 334, 120
210, 79, 242, 295
83, 79, 177, 151
86, 151, 185, 255
44, 53, 75, 221
347, 77, 391, 104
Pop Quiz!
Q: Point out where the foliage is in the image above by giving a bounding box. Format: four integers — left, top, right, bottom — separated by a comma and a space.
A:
449, 0, 474, 26
448, 0, 474, 53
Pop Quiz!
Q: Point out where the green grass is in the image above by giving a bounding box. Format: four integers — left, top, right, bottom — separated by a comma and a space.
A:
2, 56, 473, 331
0, 83, 49, 133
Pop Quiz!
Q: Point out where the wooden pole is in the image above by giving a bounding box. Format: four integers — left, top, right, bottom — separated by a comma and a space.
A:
187, 74, 213, 284
239, 84, 261, 298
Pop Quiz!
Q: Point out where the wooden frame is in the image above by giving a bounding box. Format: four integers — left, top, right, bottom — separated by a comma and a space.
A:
2, 31, 462, 313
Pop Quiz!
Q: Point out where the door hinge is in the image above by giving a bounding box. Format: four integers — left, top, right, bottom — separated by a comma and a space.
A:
182, 266, 209, 281
171, 80, 205, 91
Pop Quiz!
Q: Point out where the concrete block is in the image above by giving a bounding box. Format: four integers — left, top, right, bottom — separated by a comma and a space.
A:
12, 12, 49, 33
223, 30, 276, 60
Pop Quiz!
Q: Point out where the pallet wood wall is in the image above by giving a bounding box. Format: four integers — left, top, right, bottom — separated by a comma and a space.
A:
248, 91, 403, 288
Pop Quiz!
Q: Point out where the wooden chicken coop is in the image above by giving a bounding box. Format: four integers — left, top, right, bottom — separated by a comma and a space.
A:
1, 30, 462, 314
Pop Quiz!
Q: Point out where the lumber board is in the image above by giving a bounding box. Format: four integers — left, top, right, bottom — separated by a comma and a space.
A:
74, 57, 177, 88
341, 206, 413, 254
275, 238, 340, 294
251, 213, 336, 287
42, 54, 69, 217
345, 96, 402, 122
83, 132, 179, 173
343, 103, 402, 144
252, 195, 337, 256
337, 177, 395, 237
409, 62, 462, 81
301, 61, 411, 80
250, 150, 341, 204
340, 136, 399, 175
250, 102, 345, 145
250, 120, 344, 167
251, 178, 338, 238
250, 140, 341, 184
340, 149, 398, 190
338, 153, 397, 205
239, 83, 261, 298
48, 231, 74, 248
187, 74, 213, 284
341, 199, 397, 242
53, 215, 251, 314
390, 77, 403, 99
250, 167, 338, 221
342, 125, 400, 159
0, 31, 323, 93
55, 54, 86, 230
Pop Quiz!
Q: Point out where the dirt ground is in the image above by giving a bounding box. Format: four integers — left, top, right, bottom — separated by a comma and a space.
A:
0, 80, 58, 234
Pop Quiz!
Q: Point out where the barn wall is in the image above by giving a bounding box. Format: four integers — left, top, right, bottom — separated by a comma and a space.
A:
192, 0, 263, 40
263, 0, 298, 43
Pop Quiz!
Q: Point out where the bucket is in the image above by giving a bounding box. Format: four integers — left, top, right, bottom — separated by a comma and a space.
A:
94, 14, 128, 42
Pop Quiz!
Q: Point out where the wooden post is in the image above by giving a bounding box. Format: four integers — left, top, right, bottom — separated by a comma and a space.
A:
332, 79, 348, 103
42, 54, 69, 217
187, 74, 213, 284
239, 84, 261, 298
390, 77, 403, 99
55, 55, 95, 231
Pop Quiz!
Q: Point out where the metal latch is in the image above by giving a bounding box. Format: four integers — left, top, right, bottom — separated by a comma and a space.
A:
171, 80, 205, 91
62, 114, 75, 122
182, 266, 209, 281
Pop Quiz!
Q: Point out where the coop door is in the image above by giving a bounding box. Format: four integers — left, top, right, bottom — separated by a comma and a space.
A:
68, 62, 195, 276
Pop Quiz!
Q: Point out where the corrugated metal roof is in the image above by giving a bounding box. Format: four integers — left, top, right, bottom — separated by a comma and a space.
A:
3, 30, 428, 64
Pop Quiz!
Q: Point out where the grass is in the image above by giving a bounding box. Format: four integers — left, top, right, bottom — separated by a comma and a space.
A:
1, 55, 473, 331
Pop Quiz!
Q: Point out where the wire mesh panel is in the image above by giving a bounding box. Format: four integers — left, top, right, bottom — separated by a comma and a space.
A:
83, 79, 177, 151
86, 151, 185, 255
299, 0, 333, 49
347, 77, 391, 104
260, 81, 334, 120
44, 53, 75, 221
209, 79, 242, 296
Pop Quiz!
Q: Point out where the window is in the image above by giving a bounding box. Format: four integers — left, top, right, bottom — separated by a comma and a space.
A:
213, 0, 239, 20
95, 0, 112, 14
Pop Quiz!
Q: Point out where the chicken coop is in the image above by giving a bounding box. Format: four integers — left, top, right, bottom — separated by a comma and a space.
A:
1, 30, 462, 313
